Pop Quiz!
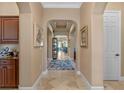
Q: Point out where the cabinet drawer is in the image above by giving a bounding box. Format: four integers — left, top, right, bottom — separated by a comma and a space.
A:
0, 60, 15, 65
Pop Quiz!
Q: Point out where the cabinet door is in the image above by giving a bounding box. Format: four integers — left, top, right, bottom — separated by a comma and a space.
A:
0, 18, 1, 44
2, 17, 19, 44
4, 64, 16, 88
15, 60, 19, 86
0, 65, 4, 88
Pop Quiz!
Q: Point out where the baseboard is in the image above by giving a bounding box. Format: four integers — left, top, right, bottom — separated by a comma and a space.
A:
19, 86, 34, 90
119, 76, 124, 81
78, 71, 104, 90
90, 86, 104, 90
19, 70, 47, 90
78, 71, 91, 89
76, 71, 81, 75
42, 69, 48, 75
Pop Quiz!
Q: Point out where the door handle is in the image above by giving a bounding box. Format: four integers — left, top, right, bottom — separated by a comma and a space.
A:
115, 54, 120, 56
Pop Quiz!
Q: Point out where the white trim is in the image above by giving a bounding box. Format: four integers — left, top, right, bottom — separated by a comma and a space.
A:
76, 71, 81, 75
104, 10, 121, 80
78, 71, 104, 90
42, 69, 48, 75
119, 11, 122, 81
91, 86, 104, 90
119, 77, 124, 81
78, 71, 91, 89
19, 86, 34, 90
19, 71, 47, 90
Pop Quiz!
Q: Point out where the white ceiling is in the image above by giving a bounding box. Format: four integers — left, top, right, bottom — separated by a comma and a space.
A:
41, 2, 82, 8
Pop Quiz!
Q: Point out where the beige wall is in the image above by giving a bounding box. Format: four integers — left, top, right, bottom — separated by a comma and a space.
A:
47, 28, 52, 59
91, 13, 104, 86
0, 2, 19, 16
30, 2, 44, 86
42, 8, 80, 71
80, 3, 92, 84
105, 2, 124, 76
19, 2, 44, 87
80, 3, 106, 87
69, 31, 76, 60
19, 13, 32, 86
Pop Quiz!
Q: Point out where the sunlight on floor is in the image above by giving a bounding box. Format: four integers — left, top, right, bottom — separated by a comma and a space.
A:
57, 50, 68, 60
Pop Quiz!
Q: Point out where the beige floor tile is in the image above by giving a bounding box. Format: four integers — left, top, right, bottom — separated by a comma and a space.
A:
104, 80, 124, 90
40, 70, 88, 90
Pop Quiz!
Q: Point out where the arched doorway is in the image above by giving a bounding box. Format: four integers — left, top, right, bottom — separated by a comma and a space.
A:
47, 20, 78, 70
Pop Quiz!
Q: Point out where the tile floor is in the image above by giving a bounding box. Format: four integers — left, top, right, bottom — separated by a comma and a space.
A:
40, 70, 124, 90
104, 80, 124, 90
40, 70, 88, 90
1, 71, 124, 90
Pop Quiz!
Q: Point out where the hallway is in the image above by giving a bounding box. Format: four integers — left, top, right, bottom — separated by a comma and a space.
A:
1, 2, 124, 90
40, 71, 88, 90
47, 20, 77, 71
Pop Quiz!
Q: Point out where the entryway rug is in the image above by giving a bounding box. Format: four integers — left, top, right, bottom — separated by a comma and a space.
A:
48, 59, 75, 70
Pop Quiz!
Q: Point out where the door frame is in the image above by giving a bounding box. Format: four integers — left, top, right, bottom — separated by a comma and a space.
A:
103, 10, 121, 80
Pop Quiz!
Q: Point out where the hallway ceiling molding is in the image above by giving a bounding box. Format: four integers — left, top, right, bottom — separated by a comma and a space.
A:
50, 20, 73, 33
48, 20, 76, 37
41, 2, 82, 8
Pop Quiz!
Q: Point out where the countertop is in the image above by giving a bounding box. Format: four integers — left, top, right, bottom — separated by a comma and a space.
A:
0, 57, 19, 60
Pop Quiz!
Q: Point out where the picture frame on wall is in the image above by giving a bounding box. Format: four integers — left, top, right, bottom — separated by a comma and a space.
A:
33, 23, 44, 47
80, 25, 88, 48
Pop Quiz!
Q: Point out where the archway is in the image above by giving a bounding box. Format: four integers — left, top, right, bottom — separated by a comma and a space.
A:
16, 2, 33, 88
46, 19, 78, 71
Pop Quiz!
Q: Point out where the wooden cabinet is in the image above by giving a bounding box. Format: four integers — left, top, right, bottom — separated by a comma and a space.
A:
4, 65, 16, 88
0, 16, 19, 44
0, 18, 1, 44
0, 65, 4, 87
0, 59, 19, 88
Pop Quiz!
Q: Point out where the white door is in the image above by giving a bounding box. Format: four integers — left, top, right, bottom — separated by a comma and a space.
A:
103, 11, 121, 80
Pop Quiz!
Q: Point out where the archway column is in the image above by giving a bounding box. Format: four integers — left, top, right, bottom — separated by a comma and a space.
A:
91, 14, 104, 88
17, 2, 34, 87
90, 3, 107, 89
17, 2, 44, 89
19, 13, 33, 87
